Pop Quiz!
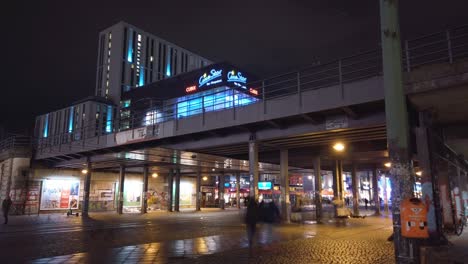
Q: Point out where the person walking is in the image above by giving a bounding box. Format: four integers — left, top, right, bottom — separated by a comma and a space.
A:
2, 196, 12, 224
364, 198, 369, 210
245, 199, 258, 249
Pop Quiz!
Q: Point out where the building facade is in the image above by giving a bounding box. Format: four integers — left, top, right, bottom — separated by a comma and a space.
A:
95, 21, 213, 105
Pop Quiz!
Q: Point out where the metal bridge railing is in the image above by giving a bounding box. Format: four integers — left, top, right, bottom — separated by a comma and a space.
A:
34, 25, 468, 153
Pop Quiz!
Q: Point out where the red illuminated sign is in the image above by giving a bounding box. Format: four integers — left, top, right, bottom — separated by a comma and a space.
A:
185, 85, 197, 93
249, 88, 259, 96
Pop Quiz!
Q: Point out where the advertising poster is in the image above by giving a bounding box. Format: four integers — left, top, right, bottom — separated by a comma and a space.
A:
40, 179, 80, 210
123, 181, 142, 207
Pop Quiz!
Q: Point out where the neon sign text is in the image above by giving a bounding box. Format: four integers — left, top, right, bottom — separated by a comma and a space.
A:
199, 69, 223, 87
227, 71, 247, 84
249, 88, 259, 96
185, 86, 197, 93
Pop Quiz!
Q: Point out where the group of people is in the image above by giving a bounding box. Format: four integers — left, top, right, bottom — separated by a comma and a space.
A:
245, 199, 281, 248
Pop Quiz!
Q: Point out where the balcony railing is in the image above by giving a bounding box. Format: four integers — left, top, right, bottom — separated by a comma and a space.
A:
35, 24, 468, 152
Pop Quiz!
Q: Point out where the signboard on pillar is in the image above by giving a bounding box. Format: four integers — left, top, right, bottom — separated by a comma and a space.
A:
326, 115, 348, 130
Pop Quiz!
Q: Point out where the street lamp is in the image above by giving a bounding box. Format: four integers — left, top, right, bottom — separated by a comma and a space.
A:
333, 142, 345, 152
81, 169, 88, 174
152, 173, 158, 178
202, 176, 208, 181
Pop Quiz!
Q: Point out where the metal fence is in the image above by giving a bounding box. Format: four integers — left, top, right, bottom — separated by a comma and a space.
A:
35, 25, 468, 151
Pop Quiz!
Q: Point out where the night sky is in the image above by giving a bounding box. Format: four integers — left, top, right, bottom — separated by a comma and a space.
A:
2, 1, 467, 135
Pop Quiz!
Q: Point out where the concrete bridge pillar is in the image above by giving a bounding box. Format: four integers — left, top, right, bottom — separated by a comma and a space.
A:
141, 165, 149, 214
167, 169, 174, 212
174, 168, 181, 212
280, 149, 290, 223
117, 165, 125, 214
236, 172, 241, 209
248, 140, 259, 200
313, 157, 322, 222
196, 165, 201, 211
372, 167, 381, 216
219, 172, 225, 210
82, 159, 92, 217
351, 163, 359, 216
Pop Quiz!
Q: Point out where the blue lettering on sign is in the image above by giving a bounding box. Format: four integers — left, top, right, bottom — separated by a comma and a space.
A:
227, 70, 247, 83
199, 69, 223, 87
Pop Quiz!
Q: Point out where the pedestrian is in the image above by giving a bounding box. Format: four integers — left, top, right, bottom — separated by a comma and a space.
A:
2, 196, 12, 224
345, 197, 350, 206
245, 198, 258, 249
364, 198, 369, 210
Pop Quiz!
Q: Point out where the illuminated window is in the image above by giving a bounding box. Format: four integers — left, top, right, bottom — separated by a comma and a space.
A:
144, 110, 162, 126
105, 105, 113, 133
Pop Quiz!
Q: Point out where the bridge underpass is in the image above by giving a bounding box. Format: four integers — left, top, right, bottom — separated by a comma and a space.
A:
31, 25, 468, 222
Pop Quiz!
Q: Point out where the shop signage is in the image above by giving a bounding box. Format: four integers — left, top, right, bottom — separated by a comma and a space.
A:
258, 181, 272, 190
325, 115, 348, 130
201, 186, 215, 193
227, 71, 247, 84
185, 85, 197, 93
116, 127, 148, 145
249, 88, 259, 96
199, 69, 223, 87
227, 70, 247, 89
40, 179, 80, 210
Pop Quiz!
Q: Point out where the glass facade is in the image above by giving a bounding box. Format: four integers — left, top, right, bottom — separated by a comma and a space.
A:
175, 86, 258, 119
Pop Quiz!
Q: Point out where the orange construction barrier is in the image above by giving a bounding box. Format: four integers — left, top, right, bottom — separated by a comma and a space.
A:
400, 198, 429, 238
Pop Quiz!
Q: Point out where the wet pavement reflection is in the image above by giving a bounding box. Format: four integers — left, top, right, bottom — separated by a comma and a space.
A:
30, 223, 316, 263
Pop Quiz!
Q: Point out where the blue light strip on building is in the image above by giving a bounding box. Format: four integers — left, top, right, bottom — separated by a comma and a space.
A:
43, 114, 49, 138
127, 29, 133, 63
176, 87, 257, 119
139, 66, 145, 86
68, 106, 74, 133
106, 105, 113, 133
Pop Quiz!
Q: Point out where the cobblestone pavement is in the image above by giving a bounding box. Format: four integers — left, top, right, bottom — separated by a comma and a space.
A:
27, 213, 396, 264
3, 207, 466, 263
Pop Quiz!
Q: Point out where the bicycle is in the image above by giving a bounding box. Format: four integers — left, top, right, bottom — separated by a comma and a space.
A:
454, 207, 467, 236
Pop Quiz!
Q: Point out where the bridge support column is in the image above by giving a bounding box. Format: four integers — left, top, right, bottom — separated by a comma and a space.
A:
82, 159, 92, 217
117, 165, 125, 214
141, 165, 149, 214
248, 140, 259, 200
236, 172, 241, 209
196, 165, 201, 211
333, 160, 344, 216
280, 149, 290, 223
167, 169, 174, 212
415, 112, 444, 243
174, 168, 181, 212
351, 163, 359, 216
314, 157, 322, 223
219, 172, 225, 210
372, 167, 381, 216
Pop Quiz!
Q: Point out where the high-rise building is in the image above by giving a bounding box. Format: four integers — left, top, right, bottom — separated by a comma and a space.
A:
95, 21, 213, 105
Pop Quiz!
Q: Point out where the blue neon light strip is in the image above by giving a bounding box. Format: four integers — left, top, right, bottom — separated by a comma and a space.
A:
68, 106, 74, 133
106, 105, 113, 133
43, 114, 49, 138
139, 66, 144, 86
127, 30, 133, 63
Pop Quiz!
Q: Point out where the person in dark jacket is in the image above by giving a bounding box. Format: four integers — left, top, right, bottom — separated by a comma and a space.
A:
245, 199, 258, 248
2, 196, 12, 224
